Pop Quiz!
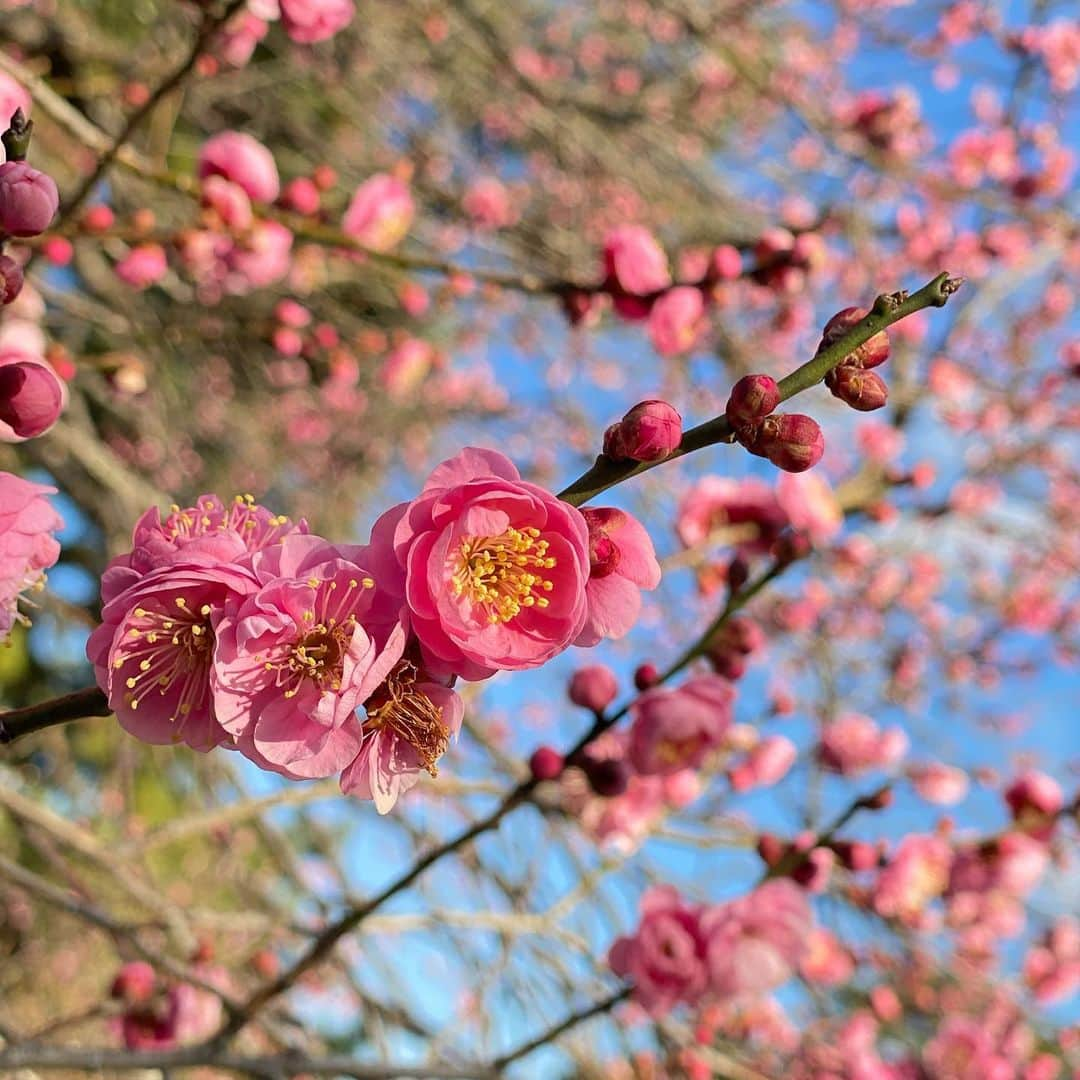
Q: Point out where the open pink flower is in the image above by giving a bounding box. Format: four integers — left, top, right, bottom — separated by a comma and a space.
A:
818, 713, 908, 776
212, 534, 400, 779
0, 349, 65, 441
369, 447, 590, 680
280, 0, 355, 43
341, 659, 464, 813
198, 131, 280, 203
343, 174, 414, 252
608, 886, 708, 1015
100, 493, 306, 605
602, 225, 671, 296
873, 834, 951, 925
676, 476, 789, 555
574, 507, 660, 647
88, 562, 259, 753
0, 472, 63, 641
701, 880, 812, 998
628, 674, 734, 775
648, 286, 707, 356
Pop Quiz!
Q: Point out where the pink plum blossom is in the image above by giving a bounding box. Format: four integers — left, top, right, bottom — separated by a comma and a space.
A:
211, 534, 398, 780
0, 472, 62, 641
818, 713, 908, 776
115, 244, 169, 291
279, 0, 355, 43
701, 880, 812, 998
198, 131, 280, 203
574, 507, 661, 647
676, 476, 789, 555
608, 886, 709, 1015
628, 674, 734, 775
909, 761, 970, 805
343, 174, 415, 252
603, 225, 671, 296
775, 471, 843, 546
367, 447, 590, 680
648, 286, 706, 356
873, 834, 951, 925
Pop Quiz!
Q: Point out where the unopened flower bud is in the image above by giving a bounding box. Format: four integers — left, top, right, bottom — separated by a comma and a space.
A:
772, 530, 812, 565
110, 961, 157, 1005
613, 399, 682, 462
0, 254, 23, 305
725, 373, 780, 429
568, 665, 618, 712
583, 756, 630, 798
820, 306, 890, 369
0, 356, 65, 440
0, 161, 60, 238
827, 366, 889, 411
756, 832, 785, 867
830, 840, 880, 872
634, 662, 660, 690
529, 746, 565, 782
753, 413, 825, 472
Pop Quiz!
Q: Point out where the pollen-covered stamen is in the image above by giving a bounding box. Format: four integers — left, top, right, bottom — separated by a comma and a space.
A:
450, 525, 557, 625
260, 575, 374, 698
161, 494, 296, 550
113, 595, 214, 721
364, 661, 450, 776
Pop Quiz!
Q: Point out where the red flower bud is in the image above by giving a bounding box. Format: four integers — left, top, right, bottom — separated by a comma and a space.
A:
0, 254, 23, 305
756, 833, 785, 867
725, 373, 780, 429
583, 756, 630, 798
827, 366, 889, 411
110, 962, 157, 1005
634, 662, 660, 690
752, 413, 825, 472
820, 306, 890, 369
568, 664, 619, 712
611, 399, 682, 462
0, 161, 60, 238
529, 746, 565, 782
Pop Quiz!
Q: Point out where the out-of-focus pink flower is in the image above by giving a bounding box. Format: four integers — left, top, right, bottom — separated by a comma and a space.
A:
1024, 918, 1080, 1004
628, 674, 734, 775
1004, 770, 1063, 838
923, 1017, 1009, 1080
115, 244, 168, 291
224, 220, 292, 291
367, 447, 590, 680
648, 286, 707, 356
775, 472, 842, 546
0, 252, 24, 305
201, 175, 254, 232
115, 968, 225, 1050
701, 880, 812, 998
341, 660, 463, 813
0, 350, 64, 441
279, 0, 355, 43
574, 507, 660, 647
198, 131, 279, 203
799, 928, 854, 986
568, 664, 618, 712
676, 476, 789, 555
99, 493, 306, 605
730, 734, 797, 791
211, 534, 397, 780
909, 761, 969, 805
87, 561, 259, 752
0, 472, 62, 641
873, 834, 951, 925
0, 162, 59, 237
818, 713, 908, 776
343, 173, 415, 252
608, 886, 709, 1015
462, 176, 517, 230
603, 225, 671, 296
380, 337, 433, 400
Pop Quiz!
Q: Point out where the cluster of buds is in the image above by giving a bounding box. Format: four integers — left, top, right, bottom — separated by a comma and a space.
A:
704, 614, 765, 681
603, 399, 682, 463
819, 307, 891, 411
0, 109, 60, 307
724, 373, 825, 473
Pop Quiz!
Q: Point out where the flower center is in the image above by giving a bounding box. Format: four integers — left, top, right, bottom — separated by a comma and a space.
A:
450, 525, 556, 624
260, 576, 373, 698
364, 661, 450, 776
115, 595, 214, 721
164, 493, 295, 548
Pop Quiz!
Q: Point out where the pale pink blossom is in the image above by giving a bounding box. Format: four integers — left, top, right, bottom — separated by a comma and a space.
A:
701, 880, 812, 998
603, 225, 671, 296
198, 131, 280, 203
343, 174, 415, 252
1024, 918, 1080, 1004
367, 448, 590, 680
608, 886, 708, 1015
115, 244, 168, 291
462, 176, 517, 230
628, 674, 734, 775
799, 928, 854, 986
0, 472, 62, 640
1004, 770, 1063, 837
380, 337, 433, 400
909, 761, 969, 805
648, 286, 706, 356
574, 507, 660, 647
775, 471, 843, 546
279, 0, 354, 43
873, 834, 951, 924
676, 476, 789, 555
730, 734, 797, 791
818, 713, 908, 776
